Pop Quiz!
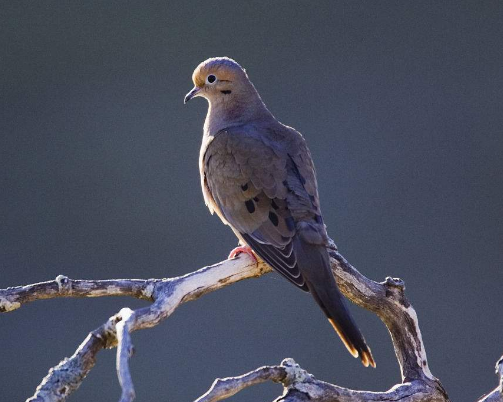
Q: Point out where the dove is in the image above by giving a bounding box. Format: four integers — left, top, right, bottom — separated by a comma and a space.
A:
184, 57, 375, 368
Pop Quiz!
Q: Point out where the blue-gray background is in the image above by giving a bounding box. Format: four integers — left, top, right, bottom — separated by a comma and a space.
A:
1, 2, 502, 401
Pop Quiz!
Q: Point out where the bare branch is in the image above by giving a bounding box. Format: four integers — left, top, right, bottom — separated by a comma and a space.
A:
26, 320, 113, 401
194, 363, 286, 402
116, 308, 136, 402
20, 255, 268, 401
328, 251, 437, 385
477, 356, 503, 402
4, 249, 496, 401
0, 275, 155, 312
195, 358, 447, 402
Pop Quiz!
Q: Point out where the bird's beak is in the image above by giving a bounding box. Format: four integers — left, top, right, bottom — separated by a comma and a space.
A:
184, 86, 201, 104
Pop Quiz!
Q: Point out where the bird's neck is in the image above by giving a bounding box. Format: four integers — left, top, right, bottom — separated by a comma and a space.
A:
204, 86, 274, 136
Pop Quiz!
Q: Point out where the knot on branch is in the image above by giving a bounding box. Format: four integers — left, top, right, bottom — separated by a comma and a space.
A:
55, 275, 71, 294
384, 276, 405, 290
0, 295, 21, 312
100, 312, 124, 349
383, 276, 410, 307
281, 358, 313, 387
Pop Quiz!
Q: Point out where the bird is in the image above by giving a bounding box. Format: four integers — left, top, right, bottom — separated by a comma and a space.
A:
184, 57, 375, 368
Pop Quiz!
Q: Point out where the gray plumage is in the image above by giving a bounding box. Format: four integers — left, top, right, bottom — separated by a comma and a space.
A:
185, 57, 375, 368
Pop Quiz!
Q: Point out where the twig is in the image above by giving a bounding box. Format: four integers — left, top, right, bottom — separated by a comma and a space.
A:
26, 319, 115, 401
194, 363, 287, 402
116, 308, 136, 402
0, 275, 154, 312
477, 356, 503, 402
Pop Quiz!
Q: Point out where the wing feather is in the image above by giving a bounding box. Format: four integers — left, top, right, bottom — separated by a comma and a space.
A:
201, 126, 325, 290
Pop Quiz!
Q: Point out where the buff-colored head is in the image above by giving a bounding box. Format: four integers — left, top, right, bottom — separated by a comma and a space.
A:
184, 57, 252, 104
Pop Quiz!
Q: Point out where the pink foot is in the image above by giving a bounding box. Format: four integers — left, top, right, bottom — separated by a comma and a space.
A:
228, 245, 258, 264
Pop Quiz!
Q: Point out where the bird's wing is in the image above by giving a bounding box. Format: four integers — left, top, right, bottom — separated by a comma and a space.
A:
201, 125, 375, 367
201, 126, 327, 290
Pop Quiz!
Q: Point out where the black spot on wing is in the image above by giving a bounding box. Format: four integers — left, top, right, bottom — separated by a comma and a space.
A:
241, 183, 248, 191
245, 200, 255, 213
271, 199, 279, 210
269, 212, 279, 226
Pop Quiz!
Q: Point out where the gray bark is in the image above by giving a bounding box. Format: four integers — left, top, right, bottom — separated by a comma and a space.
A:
1, 251, 500, 401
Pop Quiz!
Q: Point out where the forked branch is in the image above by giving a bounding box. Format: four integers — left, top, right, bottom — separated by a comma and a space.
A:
1, 249, 497, 401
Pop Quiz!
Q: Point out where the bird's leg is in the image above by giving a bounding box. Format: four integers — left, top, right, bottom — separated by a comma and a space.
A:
228, 245, 258, 264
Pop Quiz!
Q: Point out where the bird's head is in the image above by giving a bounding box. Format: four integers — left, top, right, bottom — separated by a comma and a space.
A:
184, 57, 250, 104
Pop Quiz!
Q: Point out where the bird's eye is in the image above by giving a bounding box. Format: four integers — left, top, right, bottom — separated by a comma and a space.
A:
206, 74, 216, 84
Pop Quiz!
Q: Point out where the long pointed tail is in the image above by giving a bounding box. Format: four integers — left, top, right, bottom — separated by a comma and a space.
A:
293, 237, 375, 368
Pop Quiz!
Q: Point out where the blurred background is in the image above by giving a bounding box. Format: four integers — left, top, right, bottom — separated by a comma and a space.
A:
1, 1, 502, 401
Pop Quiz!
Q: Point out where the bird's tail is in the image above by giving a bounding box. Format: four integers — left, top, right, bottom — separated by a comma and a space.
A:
293, 237, 376, 368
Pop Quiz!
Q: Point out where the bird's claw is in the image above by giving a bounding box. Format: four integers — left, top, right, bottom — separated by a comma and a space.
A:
228, 245, 258, 264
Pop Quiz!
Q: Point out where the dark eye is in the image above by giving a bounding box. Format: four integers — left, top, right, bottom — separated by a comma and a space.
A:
206, 74, 216, 84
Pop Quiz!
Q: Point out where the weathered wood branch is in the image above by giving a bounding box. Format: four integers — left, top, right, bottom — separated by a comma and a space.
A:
194, 361, 287, 402
7, 256, 271, 401
477, 356, 503, 402
116, 308, 136, 402
196, 358, 443, 402
0, 250, 497, 401
0, 275, 153, 312
328, 251, 437, 385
